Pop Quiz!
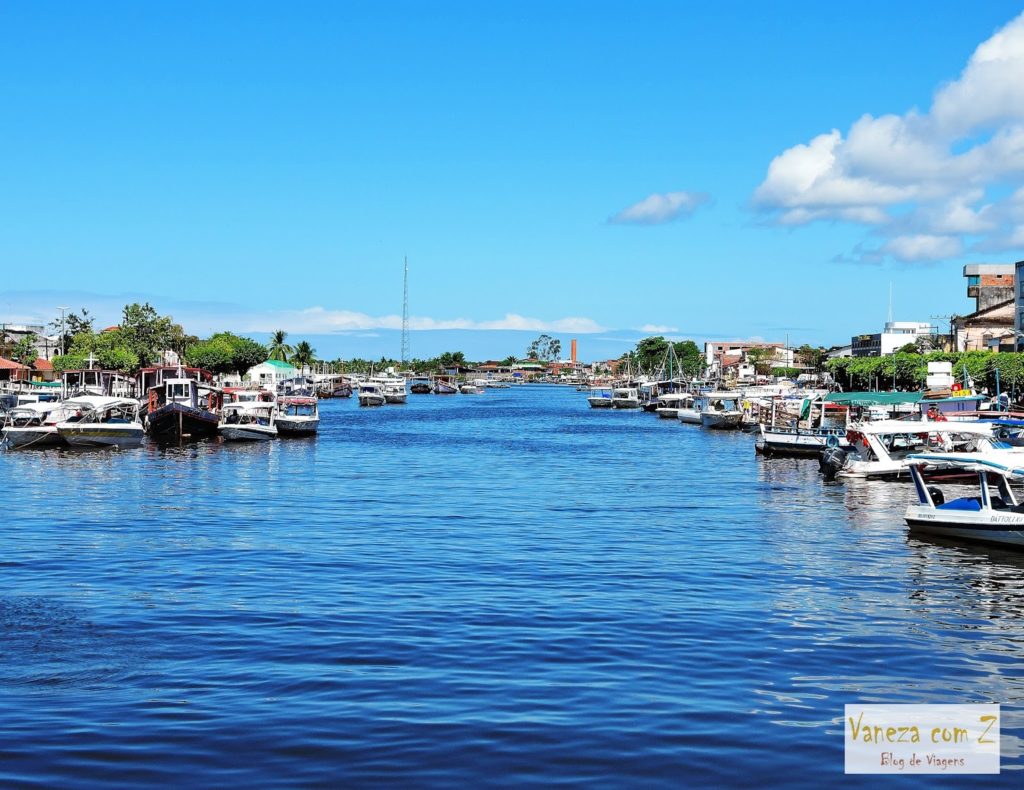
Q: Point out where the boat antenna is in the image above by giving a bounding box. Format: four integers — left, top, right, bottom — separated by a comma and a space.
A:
401, 256, 410, 367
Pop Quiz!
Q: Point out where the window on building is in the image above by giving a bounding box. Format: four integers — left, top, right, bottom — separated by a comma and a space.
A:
968, 275, 980, 286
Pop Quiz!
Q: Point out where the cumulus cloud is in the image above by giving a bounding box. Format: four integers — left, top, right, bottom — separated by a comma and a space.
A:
610, 191, 710, 225
234, 307, 607, 334
753, 11, 1024, 262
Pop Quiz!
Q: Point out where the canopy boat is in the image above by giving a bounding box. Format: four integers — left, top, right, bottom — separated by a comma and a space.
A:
655, 392, 690, 419
56, 397, 145, 448
699, 392, 743, 430
587, 388, 613, 409
381, 378, 408, 404
358, 382, 386, 407
1, 401, 75, 449
905, 456, 1024, 549
140, 366, 222, 441
676, 393, 703, 425
434, 377, 458, 395
409, 377, 433, 394
224, 388, 275, 404
755, 397, 851, 457
819, 419, 1010, 481
460, 380, 486, 395
277, 376, 317, 397
275, 396, 320, 437
219, 401, 278, 441
611, 387, 640, 409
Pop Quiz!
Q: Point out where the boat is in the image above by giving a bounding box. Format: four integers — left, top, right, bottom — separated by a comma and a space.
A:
654, 392, 689, 419
755, 397, 851, 457
587, 388, 613, 409
61, 368, 136, 399
275, 396, 320, 437
676, 394, 703, 425
819, 419, 1006, 481
56, 396, 145, 448
277, 376, 317, 397
434, 377, 458, 395
358, 382, 387, 407
381, 378, 408, 404
219, 401, 278, 441
409, 377, 433, 394
140, 366, 222, 441
905, 456, 1024, 548
460, 380, 486, 394
610, 387, 640, 409
699, 392, 743, 430
1, 401, 74, 449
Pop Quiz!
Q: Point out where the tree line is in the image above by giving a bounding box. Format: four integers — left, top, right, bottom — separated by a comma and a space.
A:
826, 350, 1024, 394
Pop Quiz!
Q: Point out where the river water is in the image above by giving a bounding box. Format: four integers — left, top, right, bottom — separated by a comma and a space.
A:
2, 385, 1023, 786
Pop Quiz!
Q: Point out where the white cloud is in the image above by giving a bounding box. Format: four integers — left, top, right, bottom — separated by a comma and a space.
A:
637, 323, 679, 333
610, 191, 710, 225
753, 11, 1024, 262
234, 307, 607, 334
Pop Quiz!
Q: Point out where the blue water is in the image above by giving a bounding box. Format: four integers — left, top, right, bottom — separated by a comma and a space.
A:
3, 385, 1024, 787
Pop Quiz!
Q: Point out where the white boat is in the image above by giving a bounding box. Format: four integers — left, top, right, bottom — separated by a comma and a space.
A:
755, 397, 851, 457
819, 419, 1006, 481
382, 378, 408, 404
219, 401, 278, 441
677, 394, 703, 425
611, 387, 640, 409
460, 380, 486, 394
905, 456, 1024, 548
654, 392, 689, 419
56, 396, 145, 448
358, 382, 387, 407
275, 396, 320, 437
587, 389, 613, 409
1, 401, 74, 449
699, 392, 743, 430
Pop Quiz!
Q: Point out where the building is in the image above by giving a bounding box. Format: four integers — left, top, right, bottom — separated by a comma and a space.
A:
704, 341, 784, 378
964, 263, 1014, 311
851, 322, 937, 357
1014, 260, 1024, 350
246, 359, 297, 386
0, 323, 59, 361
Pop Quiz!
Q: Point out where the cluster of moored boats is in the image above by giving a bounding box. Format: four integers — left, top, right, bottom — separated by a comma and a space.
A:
587, 369, 1024, 550
354, 375, 507, 405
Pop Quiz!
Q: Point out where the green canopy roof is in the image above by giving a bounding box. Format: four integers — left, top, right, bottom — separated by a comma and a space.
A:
824, 391, 923, 406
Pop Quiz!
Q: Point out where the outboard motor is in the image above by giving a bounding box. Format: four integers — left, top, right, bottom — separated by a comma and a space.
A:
819, 446, 848, 480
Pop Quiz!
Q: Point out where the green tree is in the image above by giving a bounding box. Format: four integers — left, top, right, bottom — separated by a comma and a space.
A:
527, 334, 561, 361
291, 340, 317, 371
268, 329, 293, 361
796, 344, 828, 370
501, 355, 518, 367
437, 351, 467, 369
49, 308, 93, 353
635, 336, 669, 374
673, 340, 704, 378
745, 346, 776, 376
11, 333, 38, 366
119, 302, 180, 367
185, 332, 269, 375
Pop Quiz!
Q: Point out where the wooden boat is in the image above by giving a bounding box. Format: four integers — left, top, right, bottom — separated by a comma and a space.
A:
654, 392, 689, 419
219, 401, 278, 441
56, 397, 145, 448
140, 367, 221, 441
434, 378, 458, 394
275, 396, 320, 437
409, 377, 433, 394
906, 456, 1024, 548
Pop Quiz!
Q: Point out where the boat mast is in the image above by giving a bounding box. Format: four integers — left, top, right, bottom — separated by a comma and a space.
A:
401, 256, 410, 367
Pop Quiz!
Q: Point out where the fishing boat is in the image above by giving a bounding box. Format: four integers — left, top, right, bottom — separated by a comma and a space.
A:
358, 382, 387, 407
699, 392, 743, 430
611, 387, 640, 409
409, 377, 433, 394
755, 397, 851, 457
819, 419, 1004, 481
139, 366, 222, 441
1, 401, 74, 449
56, 397, 145, 448
275, 396, 320, 437
61, 367, 135, 399
219, 401, 278, 441
654, 392, 689, 419
587, 388, 613, 409
905, 456, 1024, 548
434, 377, 458, 395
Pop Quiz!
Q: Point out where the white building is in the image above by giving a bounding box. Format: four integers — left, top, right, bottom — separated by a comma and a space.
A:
246, 359, 297, 386
851, 321, 937, 357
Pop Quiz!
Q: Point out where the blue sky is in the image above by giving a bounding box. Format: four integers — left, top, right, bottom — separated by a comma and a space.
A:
3, 2, 1024, 360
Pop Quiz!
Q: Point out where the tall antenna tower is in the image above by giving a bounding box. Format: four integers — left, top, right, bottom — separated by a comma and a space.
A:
401, 256, 410, 366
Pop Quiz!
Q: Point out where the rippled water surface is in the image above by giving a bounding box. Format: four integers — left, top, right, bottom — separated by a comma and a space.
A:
3, 386, 1024, 786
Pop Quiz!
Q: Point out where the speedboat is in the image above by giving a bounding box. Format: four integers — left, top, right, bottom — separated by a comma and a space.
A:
611, 387, 640, 409
358, 382, 387, 407
56, 397, 145, 448
905, 455, 1024, 549
819, 419, 1008, 481
587, 388, 613, 409
1, 401, 74, 449
275, 396, 320, 437
219, 401, 278, 441
700, 392, 743, 430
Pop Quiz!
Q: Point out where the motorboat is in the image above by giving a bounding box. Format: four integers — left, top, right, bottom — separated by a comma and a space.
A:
611, 387, 640, 409
140, 366, 222, 441
61, 368, 136, 399
277, 376, 317, 397
654, 392, 689, 419
275, 396, 320, 437
56, 396, 145, 448
382, 378, 408, 404
819, 419, 1005, 481
358, 382, 387, 407
676, 394, 703, 425
409, 377, 433, 394
755, 397, 851, 457
460, 380, 486, 394
1, 401, 74, 449
699, 392, 743, 430
905, 456, 1024, 548
219, 401, 278, 441
587, 388, 613, 409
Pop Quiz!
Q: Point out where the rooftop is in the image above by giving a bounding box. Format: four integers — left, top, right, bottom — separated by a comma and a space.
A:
963, 263, 1015, 275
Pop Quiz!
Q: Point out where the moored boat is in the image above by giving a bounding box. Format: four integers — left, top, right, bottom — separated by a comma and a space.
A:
434, 377, 458, 395
587, 388, 613, 409
409, 377, 433, 394
358, 382, 387, 407
699, 392, 743, 430
1, 401, 73, 449
140, 366, 222, 441
611, 387, 640, 409
275, 396, 320, 437
460, 380, 486, 394
219, 401, 278, 441
654, 392, 689, 419
56, 397, 145, 448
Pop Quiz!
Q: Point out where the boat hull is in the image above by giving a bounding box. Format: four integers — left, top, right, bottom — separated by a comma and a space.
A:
410, 384, 433, 394
359, 395, 386, 407
384, 394, 408, 404
611, 399, 639, 409
275, 417, 320, 437
588, 397, 613, 409
146, 403, 220, 440
906, 508, 1024, 548
460, 386, 484, 394
655, 408, 679, 419
677, 409, 702, 425
219, 425, 278, 441
2, 427, 63, 449
434, 383, 457, 395
57, 425, 145, 448
756, 429, 849, 457
701, 412, 743, 430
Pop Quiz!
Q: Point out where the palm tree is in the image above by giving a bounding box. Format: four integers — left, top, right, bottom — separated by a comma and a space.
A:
268, 329, 293, 362
291, 340, 316, 374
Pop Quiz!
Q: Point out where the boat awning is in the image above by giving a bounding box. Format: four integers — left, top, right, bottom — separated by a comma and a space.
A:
908, 453, 1024, 477
825, 391, 922, 407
